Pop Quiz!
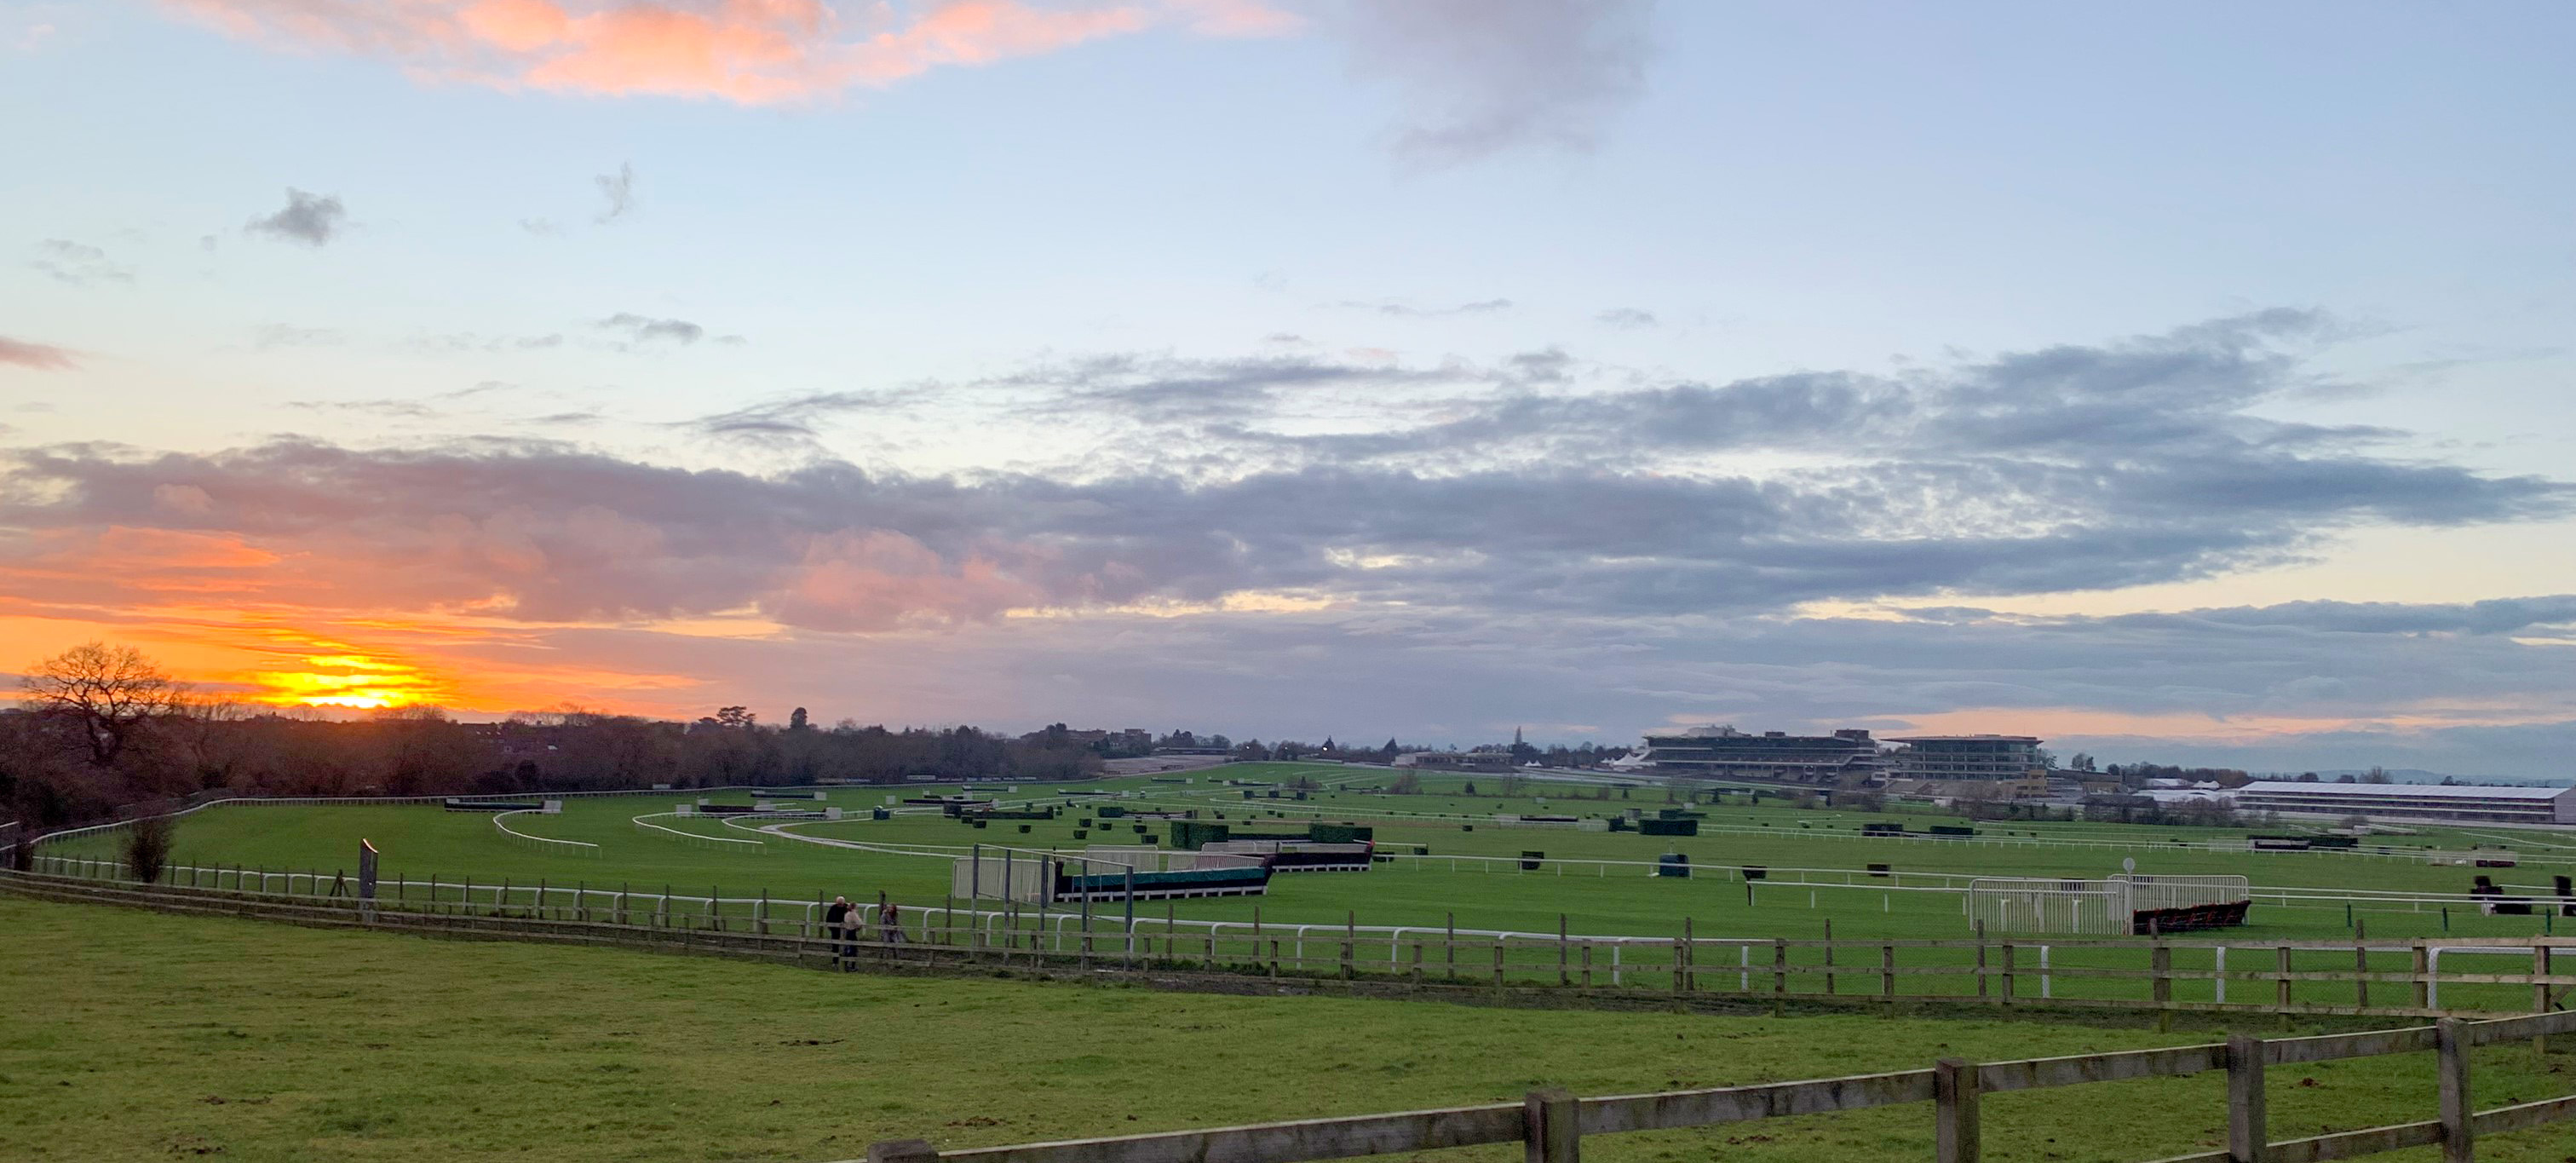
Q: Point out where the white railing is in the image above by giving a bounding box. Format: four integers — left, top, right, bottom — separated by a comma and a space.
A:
493, 809, 600, 855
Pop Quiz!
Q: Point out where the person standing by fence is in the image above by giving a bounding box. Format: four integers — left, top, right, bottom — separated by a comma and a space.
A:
824, 895, 854, 969
880, 900, 905, 945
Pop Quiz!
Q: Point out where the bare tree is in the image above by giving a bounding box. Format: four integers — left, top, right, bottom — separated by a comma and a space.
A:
20, 642, 181, 765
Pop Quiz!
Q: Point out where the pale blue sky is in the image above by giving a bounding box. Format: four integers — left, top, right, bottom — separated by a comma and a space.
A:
4, 1, 2574, 774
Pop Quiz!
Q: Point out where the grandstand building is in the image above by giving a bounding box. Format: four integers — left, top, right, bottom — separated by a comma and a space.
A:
1884, 734, 2050, 799
2232, 780, 2576, 826
1640, 726, 1885, 786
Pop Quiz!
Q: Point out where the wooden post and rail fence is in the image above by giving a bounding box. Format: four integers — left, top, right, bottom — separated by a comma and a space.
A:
10, 860, 2576, 1022
855, 1011, 2576, 1163
12, 868, 2576, 1160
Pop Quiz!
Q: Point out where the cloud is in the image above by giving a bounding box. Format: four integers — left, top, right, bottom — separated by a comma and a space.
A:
0, 337, 79, 371
594, 161, 635, 222
159, 0, 1298, 105
1341, 0, 1653, 167
1336, 297, 1514, 318
688, 389, 928, 442
520, 216, 564, 235
250, 324, 344, 349
244, 187, 348, 245
4, 347, 2562, 641
1013, 351, 1465, 424
30, 239, 135, 285
1596, 307, 1656, 328
285, 399, 441, 418
407, 331, 566, 354
597, 313, 706, 345
9, 438, 2571, 768
7, 307, 2574, 772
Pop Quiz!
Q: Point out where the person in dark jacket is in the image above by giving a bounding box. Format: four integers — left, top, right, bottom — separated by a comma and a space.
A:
823, 895, 854, 968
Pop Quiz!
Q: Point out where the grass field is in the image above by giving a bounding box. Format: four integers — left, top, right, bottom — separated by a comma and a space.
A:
44, 764, 2576, 951
9, 893, 2576, 1163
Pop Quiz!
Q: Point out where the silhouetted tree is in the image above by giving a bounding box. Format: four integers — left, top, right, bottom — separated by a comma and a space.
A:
20, 642, 181, 765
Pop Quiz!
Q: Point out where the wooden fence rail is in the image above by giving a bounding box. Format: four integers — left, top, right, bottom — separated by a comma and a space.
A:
9, 870, 2576, 1161
861, 1010, 2576, 1163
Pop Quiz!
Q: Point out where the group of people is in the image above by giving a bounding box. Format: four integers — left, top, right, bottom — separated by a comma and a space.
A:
820, 895, 904, 967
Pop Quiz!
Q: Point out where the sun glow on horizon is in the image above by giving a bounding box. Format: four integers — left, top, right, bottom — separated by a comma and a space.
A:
249, 651, 450, 710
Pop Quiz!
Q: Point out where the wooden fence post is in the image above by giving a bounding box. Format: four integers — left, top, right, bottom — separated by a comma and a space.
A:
1524, 1087, 1579, 1163
1934, 1057, 1981, 1163
1558, 914, 1570, 987
2536, 945, 2555, 1062
1975, 920, 1989, 1000
2276, 946, 2293, 1023
2436, 1017, 2471, 1163
2354, 920, 2371, 1010
1822, 918, 1835, 995
2153, 942, 2173, 1031
1882, 943, 1896, 1016
2413, 942, 2432, 1011
2000, 943, 2015, 1005
2227, 1033, 2268, 1163
1343, 911, 1356, 980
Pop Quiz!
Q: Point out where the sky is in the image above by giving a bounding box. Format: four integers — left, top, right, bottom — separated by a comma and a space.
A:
3, 1, 2575, 775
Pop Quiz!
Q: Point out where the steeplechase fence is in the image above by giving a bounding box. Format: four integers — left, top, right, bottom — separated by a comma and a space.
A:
855, 1009, 2576, 1163
12, 860, 2576, 1023
1968, 874, 2254, 936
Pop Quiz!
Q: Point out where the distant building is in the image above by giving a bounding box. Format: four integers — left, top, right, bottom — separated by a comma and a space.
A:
2233, 780, 2576, 826
1397, 750, 1520, 774
1640, 726, 1885, 786
1885, 735, 2049, 798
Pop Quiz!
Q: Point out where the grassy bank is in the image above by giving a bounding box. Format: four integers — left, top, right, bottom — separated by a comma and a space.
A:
6, 895, 2576, 1162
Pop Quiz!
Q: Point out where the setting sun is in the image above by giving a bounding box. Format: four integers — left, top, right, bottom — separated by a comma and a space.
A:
247, 651, 447, 710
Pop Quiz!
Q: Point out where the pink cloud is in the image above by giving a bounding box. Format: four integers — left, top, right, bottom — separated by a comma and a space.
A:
767, 530, 1048, 630
158, 0, 1299, 104
0, 336, 79, 371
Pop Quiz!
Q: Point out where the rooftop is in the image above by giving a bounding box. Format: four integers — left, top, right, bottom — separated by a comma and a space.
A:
1884, 734, 2042, 744
2236, 781, 2572, 801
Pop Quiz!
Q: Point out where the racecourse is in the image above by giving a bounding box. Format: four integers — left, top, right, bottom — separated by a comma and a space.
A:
39, 763, 2576, 945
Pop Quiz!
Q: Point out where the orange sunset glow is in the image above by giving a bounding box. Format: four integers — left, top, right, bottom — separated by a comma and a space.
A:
6, 0, 2575, 784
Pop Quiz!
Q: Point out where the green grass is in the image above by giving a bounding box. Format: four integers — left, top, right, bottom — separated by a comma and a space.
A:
48, 765, 2576, 953
9, 894, 2576, 1163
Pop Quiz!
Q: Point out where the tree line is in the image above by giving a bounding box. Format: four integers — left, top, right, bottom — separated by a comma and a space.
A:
3, 643, 1110, 833
3, 643, 1635, 838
